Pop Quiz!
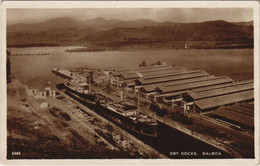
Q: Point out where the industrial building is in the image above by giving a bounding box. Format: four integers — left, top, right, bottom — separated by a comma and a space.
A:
156, 76, 233, 94
193, 90, 253, 112
176, 80, 254, 112
108, 64, 254, 114
26, 81, 56, 99
136, 70, 209, 86
111, 65, 183, 88
184, 81, 253, 101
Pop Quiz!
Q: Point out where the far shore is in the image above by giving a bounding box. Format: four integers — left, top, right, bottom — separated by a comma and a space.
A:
7, 40, 253, 50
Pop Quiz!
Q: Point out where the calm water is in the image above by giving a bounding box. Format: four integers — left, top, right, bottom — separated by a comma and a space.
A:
9, 46, 253, 158
9, 46, 253, 85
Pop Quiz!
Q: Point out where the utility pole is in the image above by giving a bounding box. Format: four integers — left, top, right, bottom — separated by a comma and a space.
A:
107, 77, 110, 94
137, 88, 140, 116
172, 98, 175, 112
89, 73, 91, 92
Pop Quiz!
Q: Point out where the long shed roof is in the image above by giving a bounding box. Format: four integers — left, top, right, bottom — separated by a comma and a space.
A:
192, 80, 253, 93
157, 76, 233, 94
121, 73, 140, 79
142, 67, 186, 78
194, 90, 254, 110
141, 76, 212, 93
138, 70, 209, 85
119, 65, 177, 79
187, 82, 253, 100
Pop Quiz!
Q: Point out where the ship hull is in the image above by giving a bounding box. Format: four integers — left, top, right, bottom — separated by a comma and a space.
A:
64, 83, 95, 101
96, 102, 157, 138
52, 69, 71, 79
63, 84, 157, 137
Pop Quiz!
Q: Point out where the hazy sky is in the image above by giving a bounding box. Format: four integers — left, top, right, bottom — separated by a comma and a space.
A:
7, 8, 253, 25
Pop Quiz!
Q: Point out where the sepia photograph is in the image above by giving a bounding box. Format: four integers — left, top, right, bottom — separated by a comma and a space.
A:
1, 1, 259, 165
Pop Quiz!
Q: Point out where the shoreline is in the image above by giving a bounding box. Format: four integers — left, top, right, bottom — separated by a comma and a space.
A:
7, 41, 253, 50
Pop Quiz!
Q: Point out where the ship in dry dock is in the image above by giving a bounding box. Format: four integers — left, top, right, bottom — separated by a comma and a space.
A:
52, 68, 158, 137
64, 78, 96, 101
95, 94, 158, 137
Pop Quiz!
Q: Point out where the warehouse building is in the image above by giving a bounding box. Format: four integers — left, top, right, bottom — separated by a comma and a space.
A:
165, 80, 254, 113
140, 75, 215, 94
141, 67, 186, 78
136, 70, 209, 86
183, 81, 253, 101
156, 76, 233, 94
112, 65, 185, 88
26, 81, 56, 99
193, 90, 254, 112
191, 80, 253, 93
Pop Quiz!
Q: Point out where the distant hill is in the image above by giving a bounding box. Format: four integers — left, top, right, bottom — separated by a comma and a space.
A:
7, 17, 83, 33
7, 17, 253, 48
7, 17, 162, 33
80, 20, 253, 42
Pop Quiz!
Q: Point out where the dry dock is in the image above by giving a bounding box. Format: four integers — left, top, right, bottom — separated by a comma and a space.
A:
52, 65, 254, 158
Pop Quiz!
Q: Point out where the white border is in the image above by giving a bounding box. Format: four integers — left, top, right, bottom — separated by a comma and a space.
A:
1, 1, 259, 165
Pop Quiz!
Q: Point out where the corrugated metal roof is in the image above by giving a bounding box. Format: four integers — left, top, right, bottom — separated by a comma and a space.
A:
138, 70, 209, 85
143, 70, 204, 80
213, 105, 254, 128
120, 67, 176, 77
158, 76, 233, 94
119, 66, 176, 79
142, 67, 186, 78
187, 82, 253, 100
192, 80, 253, 93
194, 90, 254, 110
121, 73, 140, 79
163, 76, 214, 87
110, 71, 121, 77
141, 76, 212, 93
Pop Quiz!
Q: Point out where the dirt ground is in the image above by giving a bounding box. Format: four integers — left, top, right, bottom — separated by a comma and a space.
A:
7, 78, 164, 159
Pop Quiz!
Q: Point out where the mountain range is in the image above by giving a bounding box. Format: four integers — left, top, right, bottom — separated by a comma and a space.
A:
7, 17, 254, 48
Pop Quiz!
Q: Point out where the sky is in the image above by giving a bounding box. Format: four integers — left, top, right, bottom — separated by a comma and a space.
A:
7, 8, 253, 25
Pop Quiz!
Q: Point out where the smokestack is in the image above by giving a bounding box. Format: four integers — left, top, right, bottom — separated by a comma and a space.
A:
89, 71, 94, 83
120, 90, 124, 102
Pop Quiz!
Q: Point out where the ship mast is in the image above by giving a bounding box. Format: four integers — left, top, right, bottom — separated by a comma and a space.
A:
88, 70, 91, 92
89, 73, 91, 92
137, 88, 140, 116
